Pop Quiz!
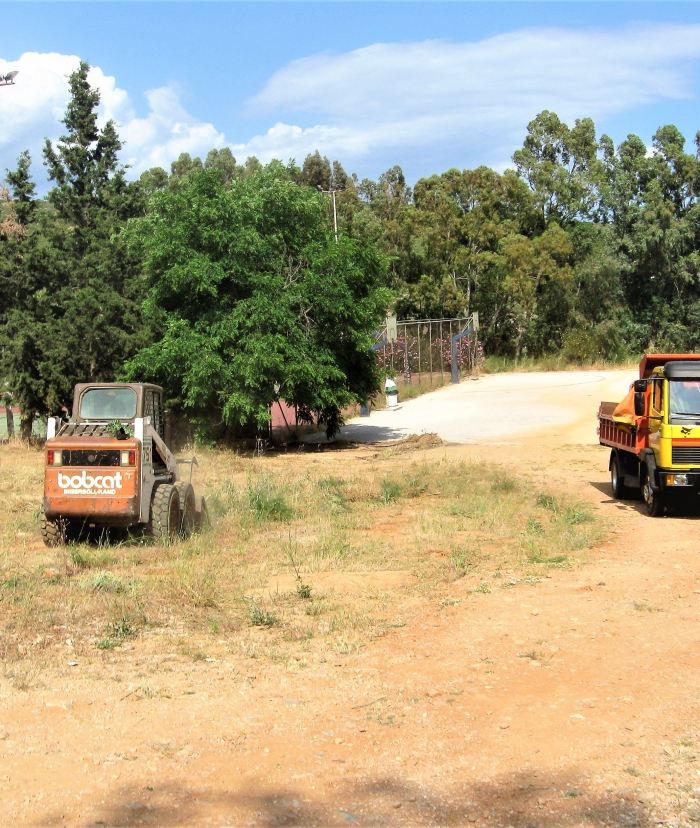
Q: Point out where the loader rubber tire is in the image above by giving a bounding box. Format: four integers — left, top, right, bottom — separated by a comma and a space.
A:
147, 483, 181, 541
195, 495, 211, 532
41, 512, 66, 547
175, 482, 196, 538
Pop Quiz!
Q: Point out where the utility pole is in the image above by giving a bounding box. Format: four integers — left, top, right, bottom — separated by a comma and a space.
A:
318, 187, 341, 243
0, 71, 18, 87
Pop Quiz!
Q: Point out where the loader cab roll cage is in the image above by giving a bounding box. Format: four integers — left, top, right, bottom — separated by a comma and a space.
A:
72, 383, 165, 439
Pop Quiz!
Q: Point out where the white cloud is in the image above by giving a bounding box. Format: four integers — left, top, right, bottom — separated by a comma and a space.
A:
0, 52, 224, 183
239, 23, 700, 167
118, 85, 225, 173
2, 24, 700, 187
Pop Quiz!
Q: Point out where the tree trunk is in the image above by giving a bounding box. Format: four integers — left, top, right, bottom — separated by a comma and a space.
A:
4, 404, 14, 438
20, 415, 33, 441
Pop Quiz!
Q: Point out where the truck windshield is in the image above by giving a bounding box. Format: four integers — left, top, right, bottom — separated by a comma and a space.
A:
80, 388, 137, 420
669, 380, 700, 418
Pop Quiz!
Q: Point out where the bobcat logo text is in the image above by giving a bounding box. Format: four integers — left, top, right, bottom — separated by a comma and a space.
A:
58, 471, 123, 495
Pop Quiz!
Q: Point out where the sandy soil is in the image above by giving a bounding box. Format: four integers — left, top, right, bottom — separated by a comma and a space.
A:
4, 371, 700, 828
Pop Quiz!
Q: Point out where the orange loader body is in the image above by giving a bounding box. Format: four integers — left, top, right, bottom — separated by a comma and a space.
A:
43, 437, 141, 526
41, 383, 207, 545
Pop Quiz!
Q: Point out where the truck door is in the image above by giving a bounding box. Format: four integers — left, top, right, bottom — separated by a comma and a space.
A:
649, 378, 664, 450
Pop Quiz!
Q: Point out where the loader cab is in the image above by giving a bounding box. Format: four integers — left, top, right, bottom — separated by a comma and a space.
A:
72, 383, 165, 439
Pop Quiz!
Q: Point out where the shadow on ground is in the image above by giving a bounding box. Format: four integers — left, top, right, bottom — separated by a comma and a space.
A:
302, 424, 409, 445
589, 480, 700, 519
35, 770, 658, 827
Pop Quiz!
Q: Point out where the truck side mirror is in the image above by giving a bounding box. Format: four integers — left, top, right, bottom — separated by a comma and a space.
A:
634, 380, 648, 392
634, 392, 646, 417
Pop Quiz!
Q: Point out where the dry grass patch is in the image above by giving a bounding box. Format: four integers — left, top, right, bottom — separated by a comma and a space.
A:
0, 440, 606, 674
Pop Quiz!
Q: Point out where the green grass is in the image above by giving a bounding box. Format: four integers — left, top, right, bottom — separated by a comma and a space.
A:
247, 477, 293, 521
378, 478, 402, 504
83, 572, 124, 593
483, 354, 639, 374
69, 547, 115, 569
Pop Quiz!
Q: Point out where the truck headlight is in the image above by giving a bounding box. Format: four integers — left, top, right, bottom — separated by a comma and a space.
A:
666, 473, 689, 486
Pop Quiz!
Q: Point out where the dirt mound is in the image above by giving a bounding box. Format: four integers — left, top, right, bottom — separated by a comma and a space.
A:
389, 432, 444, 452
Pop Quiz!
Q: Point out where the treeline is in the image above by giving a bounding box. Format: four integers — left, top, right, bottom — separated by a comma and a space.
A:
312, 115, 700, 364
2, 62, 700, 435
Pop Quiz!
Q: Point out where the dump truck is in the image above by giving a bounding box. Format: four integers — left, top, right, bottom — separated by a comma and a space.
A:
42, 383, 207, 545
598, 354, 700, 516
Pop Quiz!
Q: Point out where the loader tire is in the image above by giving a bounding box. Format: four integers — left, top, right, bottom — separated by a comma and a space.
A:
175, 482, 196, 538
195, 495, 211, 532
41, 512, 66, 547
147, 483, 181, 541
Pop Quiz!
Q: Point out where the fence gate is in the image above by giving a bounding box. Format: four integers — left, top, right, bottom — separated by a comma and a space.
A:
373, 313, 481, 386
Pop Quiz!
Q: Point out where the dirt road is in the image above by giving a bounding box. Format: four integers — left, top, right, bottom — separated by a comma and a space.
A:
309, 370, 637, 445
3, 371, 700, 828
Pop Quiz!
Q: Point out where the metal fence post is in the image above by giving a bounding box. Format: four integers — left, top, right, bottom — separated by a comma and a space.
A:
451, 317, 475, 384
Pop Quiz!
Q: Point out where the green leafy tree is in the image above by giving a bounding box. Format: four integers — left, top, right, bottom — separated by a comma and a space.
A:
204, 147, 243, 186
401, 167, 533, 329
498, 224, 573, 361
124, 164, 391, 438
599, 126, 700, 350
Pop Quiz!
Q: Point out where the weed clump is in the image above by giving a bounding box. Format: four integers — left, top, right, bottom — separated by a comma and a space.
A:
84, 572, 124, 593
208, 479, 237, 516
285, 540, 312, 599
96, 614, 136, 650
318, 477, 350, 511
537, 493, 558, 513
247, 478, 293, 521
450, 549, 476, 578
70, 547, 115, 569
491, 474, 516, 492
246, 598, 279, 627
561, 507, 593, 525
379, 478, 402, 504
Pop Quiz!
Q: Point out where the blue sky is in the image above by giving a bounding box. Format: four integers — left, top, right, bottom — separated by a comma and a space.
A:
2, 2, 700, 188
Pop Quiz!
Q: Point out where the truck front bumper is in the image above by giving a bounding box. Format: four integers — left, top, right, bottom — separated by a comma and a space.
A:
658, 469, 700, 490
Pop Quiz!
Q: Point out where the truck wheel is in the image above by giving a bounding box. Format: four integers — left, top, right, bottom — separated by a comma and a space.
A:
610, 455, 628, 499
175, 482, 196, 538
147, 483, 181, 541
195, 495, 211, 532
41, 512, 66, 547
643, 469, 665, 517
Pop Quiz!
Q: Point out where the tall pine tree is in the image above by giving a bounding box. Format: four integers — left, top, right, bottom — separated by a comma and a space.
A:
1, 61, 152, 437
